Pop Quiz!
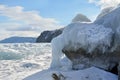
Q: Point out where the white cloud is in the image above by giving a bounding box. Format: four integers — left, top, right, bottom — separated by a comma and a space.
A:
0, 5, 63, 40
0, 5, 62, 31
89, 0, 120, 9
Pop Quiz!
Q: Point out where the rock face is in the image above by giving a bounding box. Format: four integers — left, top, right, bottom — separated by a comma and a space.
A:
36, 29, 63, 43
0, 36, 36, 43
72, 14, 91, 23
50, 6, 120, 79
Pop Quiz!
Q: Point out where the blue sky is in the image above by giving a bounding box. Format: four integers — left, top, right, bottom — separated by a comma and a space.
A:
0, 0, 110, 40
0, 0, 100, 24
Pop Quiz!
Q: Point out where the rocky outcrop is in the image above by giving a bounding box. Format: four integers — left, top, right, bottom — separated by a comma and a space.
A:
36, 28, 63, 43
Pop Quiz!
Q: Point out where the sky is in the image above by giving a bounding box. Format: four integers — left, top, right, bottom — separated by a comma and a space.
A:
0, 0, 119, 40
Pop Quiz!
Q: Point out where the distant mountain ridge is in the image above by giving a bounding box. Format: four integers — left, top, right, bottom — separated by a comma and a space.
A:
0, 36, 36, 43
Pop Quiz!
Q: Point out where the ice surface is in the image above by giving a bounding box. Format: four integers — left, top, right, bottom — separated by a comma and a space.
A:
0, 52, 23, 60
0, 43, 52, 80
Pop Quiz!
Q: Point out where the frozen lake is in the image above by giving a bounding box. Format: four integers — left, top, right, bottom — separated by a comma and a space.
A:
0, 43, 52, 80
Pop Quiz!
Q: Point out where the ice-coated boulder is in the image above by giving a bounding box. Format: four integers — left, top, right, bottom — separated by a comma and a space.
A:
50, 22, 114, 69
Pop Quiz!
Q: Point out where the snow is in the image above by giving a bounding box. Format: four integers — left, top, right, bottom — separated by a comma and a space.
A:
24, 67, 117, 80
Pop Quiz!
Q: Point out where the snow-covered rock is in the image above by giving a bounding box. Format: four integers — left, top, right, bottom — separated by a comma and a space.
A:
50, 22, 113, 69
72, 14, 91, 23
94, 6, 120, 50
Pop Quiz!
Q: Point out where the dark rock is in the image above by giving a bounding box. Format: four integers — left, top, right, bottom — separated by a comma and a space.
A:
36, 28, 63, 43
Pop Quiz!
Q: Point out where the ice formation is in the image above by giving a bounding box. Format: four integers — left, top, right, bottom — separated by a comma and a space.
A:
94, 6, 120, 51
50, 22, 113, 68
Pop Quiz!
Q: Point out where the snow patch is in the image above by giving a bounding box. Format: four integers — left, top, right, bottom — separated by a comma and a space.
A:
24, 67, 117, 80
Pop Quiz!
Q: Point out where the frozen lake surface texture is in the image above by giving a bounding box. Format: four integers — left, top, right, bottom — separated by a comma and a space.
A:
0, 43, 52, 80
